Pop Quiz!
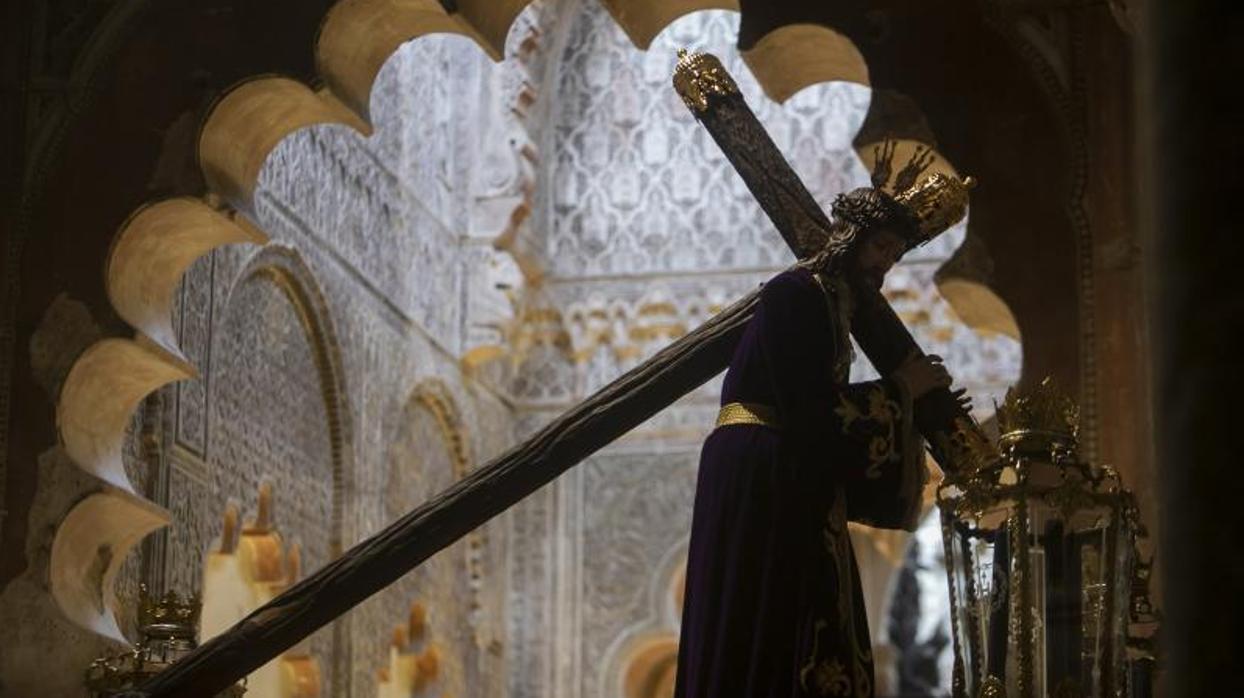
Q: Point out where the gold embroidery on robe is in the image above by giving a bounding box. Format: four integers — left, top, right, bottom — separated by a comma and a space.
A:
801, 490, 874, 696
834, 385, 902, 479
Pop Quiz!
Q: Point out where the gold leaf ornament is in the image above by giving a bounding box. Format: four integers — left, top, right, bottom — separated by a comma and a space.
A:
672, 49, 739, 113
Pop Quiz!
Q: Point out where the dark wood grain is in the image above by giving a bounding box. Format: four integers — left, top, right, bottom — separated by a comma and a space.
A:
696, 93, 834, 258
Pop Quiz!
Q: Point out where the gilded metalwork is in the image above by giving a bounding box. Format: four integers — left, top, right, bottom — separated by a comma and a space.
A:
1042, 475, 1098, 520
892, 172, 976, 242
672, 49, 739, 114
938, 379, 1153, 698
851, 139, 975, 247
715, 402, 780, 429
941, 511, 971, 698
996, 377, 1080, 457
1009, 506, 1034, 698
940, 474, 1001, 521
139, 584, 200, 629
86, 586, 246, 697
978, 675, 1007, 698
932, 415, 1000, 476
1098, 520, 1122, 696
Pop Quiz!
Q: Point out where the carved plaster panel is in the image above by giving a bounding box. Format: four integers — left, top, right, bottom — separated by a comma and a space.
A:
577, 450, 698, 698
174, 253, 215, 457
543, 6, 869, 279
165, 249, 348, 691
506, 484, 557, 697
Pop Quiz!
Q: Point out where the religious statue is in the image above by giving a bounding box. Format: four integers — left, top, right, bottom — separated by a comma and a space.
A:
674, 144, 976, 698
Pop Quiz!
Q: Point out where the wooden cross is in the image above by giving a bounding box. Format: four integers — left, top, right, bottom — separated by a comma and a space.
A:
128, 52, 993, 697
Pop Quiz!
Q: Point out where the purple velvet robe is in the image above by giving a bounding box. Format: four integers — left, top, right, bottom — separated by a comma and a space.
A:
674, 267, 925, 698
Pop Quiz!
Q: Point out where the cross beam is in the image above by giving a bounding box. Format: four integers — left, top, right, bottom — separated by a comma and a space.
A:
127, 52, 992, 697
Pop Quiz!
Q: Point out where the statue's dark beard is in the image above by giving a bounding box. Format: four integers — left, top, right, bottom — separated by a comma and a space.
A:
809, 222, 886, 291
847, 261, 885, 292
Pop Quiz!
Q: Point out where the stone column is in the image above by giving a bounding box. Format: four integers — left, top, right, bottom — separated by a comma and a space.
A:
1142, 0, 1244, 692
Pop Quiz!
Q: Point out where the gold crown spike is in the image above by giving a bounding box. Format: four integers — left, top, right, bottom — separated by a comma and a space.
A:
995, 377, 1080, 456
893, 172, 976, 241
672, 49, 739, 114
891, 145, 935, 194
138, 583, 201, 637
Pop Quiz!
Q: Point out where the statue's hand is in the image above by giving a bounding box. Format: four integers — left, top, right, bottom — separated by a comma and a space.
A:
891, 351, 952, 399
951, 387, 974, 414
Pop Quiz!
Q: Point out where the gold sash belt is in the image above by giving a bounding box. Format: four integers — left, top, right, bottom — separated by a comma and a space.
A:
715, 402, 781, 429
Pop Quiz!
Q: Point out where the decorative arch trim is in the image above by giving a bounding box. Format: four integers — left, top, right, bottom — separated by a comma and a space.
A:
106, 197, 267, 361
198, 76, 371, 209
601, 0, 740, 50
50, 489, 171, 641
316, 0, 487, 121
407, 379, 473, 480
741, 23, 870, 102
402, 379, 490, 631
224, 244, 355, 556
57, 337, 194, 492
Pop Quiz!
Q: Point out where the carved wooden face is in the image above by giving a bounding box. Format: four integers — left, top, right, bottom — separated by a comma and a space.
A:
852, 228, 906, 290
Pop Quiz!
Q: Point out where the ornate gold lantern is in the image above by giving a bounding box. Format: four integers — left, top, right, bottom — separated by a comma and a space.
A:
85, 585, 245, 697
937, 379, 1155, 698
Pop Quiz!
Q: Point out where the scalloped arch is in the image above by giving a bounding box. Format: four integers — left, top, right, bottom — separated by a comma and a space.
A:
198, 76, 371, 208
935, 278, 1022, 341
741, 23, 870, 103
851, 89, 958, 184
57, 337, 195, 491
454, 0, 539, 59
601, 0, 739, 49
404, 380, 490, 627
106, 197, 267, 360
316, 0, 487, 122
50, 490, 171, 641
602, 540, 688, 698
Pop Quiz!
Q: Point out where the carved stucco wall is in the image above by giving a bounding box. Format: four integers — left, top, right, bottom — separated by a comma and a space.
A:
542, 7, 865, 279
349, 387, 502, 698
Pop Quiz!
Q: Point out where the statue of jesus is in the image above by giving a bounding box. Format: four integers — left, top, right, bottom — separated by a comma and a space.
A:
674, 145, 975, 698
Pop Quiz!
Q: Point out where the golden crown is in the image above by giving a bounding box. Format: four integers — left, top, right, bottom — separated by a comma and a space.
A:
867, 139, 976, 244
894, 172, 975, 241
995, 377, 1080, 454
138, 584, 201, 635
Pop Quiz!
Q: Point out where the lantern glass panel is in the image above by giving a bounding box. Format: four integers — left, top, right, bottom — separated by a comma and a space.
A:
939, 464, 1136, 698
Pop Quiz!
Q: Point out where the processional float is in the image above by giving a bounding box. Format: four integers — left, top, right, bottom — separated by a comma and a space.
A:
110, 52, 1156, 698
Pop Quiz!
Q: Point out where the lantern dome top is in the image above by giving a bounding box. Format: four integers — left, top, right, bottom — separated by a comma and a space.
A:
996, 376, 1080, 456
